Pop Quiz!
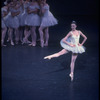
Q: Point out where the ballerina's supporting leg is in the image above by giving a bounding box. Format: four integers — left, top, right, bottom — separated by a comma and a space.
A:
1, 27, 7, 46
7, 28, 11, 42
9, 28, 14, 45
44, 27, 49, 46
23, 29, 31, 44
39, 27, 45, 47
44, 49, 68, 59
19, 26, 23, 43
29, 26, 36, 46
69, 53, 78, 81
14, 28, 19, 44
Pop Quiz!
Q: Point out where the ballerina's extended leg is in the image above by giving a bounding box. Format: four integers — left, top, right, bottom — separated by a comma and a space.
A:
44, 49, 68, 59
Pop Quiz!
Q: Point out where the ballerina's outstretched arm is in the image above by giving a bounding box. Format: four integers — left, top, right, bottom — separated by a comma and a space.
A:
44, 49, 68, 60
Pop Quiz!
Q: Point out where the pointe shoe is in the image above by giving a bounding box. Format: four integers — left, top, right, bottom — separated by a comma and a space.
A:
44, 43, 48, 47
31, 43, 36, 47
29, 43, 32, 46
29, 43, 36, 46
1, 44, 7, 47
11, 41, 14, 46
26, 40, 31, 44
22, 38, 26, 44
69, 73, 74, 81
44, 56, 52, 60
1, 40, 6, 46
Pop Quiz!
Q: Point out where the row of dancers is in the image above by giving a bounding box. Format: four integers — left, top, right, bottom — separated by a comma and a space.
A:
1, 0, 58, 47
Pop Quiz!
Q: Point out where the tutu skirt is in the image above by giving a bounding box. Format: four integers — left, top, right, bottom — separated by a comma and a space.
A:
60, 38, 86, 54
3, 13, 11, 27
7, 15, 19, 28
41, 11, 58, 27
19, 12, 28, 26
25, 13, 40, 26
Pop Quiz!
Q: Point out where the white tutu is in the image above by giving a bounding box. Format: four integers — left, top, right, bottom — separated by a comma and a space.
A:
3, 12, 11, 27
25, 5, 40, 26
60, 31, 86, 54
40, 5, 58, 27
8, 15, 19, 28
8, 8, 19, 28
25, 13, 40, 26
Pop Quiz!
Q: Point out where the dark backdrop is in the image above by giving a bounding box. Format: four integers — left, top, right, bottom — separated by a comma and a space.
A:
1, 0, 99, 15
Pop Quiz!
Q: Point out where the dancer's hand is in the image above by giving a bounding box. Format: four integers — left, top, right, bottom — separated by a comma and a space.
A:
78, 43, 82, 46
70, 44, 76, 47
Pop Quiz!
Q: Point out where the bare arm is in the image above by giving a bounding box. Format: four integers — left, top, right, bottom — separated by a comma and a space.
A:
79, 31, 87, 46
62, 32, 76, 47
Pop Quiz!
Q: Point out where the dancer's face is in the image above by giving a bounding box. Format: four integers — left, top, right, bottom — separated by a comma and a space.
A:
71, 24, 77, 30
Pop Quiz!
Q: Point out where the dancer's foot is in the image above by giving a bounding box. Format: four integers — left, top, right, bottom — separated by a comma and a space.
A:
1, 40, 6, 46
1, 44, 7, 47
44, 43, 48, 46
29, 43, 36, 47
11, 41, 14, 46
44, 55, 52, 60
69, 73, 74, 81
22, 38, 31, 44
26, 40, 31, 44
22, 38, 26, 44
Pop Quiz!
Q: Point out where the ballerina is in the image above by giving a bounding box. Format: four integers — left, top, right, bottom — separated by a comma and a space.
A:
21, 0, 31, 44
1, 0, 11, 46
8, 0, 20, 45
44, 21, 87, 81
39, 0, 58, 47
25, 0, 40, 46
17, 0, 25, 43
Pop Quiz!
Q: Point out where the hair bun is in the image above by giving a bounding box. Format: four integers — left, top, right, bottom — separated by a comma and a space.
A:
72, 21, 76, 23
71, 20, 77, 25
